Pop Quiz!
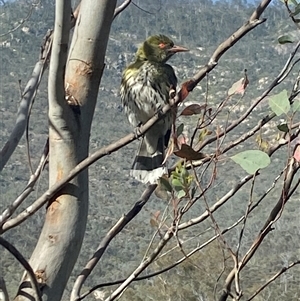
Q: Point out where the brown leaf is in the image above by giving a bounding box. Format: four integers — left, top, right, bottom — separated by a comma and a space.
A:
150, 210, 161, 227
155, 183, 169, 200
150, 217, 159, 227
179, 81, 190, 101
174, 144, 208, 160
180, 104, 206, 116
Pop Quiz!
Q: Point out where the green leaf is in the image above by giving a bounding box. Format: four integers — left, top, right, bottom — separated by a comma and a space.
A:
292, 99, 300, 112
198, 128, 212, 142
278, 35, 294, 44
231, 150, 271, 174
279, 0, 298, 5
159, 177, 173, 192
268, 90, 290, 116
191, 186, 197, 198
277, 123, 289, 133
176, 123, 184, 136
177, 190, 186, 199
172, 178, 184, 191
292, 3, 300, 16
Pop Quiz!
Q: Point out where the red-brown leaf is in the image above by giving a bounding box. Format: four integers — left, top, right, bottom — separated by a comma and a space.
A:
180, 104, 206, 116
174, 144, 208, 160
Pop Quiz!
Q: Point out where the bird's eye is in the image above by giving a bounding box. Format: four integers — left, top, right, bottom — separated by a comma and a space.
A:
159, 43, 166, 49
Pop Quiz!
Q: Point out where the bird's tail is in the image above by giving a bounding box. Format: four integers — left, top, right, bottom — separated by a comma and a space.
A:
130, 136, 167, 184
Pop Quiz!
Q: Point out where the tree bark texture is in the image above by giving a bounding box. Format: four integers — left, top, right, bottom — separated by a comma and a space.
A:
14, 1, 117, 300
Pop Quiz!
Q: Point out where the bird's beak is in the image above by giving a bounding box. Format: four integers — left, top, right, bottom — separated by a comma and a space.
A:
168, 45, 189, 53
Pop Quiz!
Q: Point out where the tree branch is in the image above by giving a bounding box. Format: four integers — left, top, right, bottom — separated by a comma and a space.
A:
113, 0, 131, 19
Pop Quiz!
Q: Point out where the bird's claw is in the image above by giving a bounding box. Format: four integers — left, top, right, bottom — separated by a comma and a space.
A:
134, 122, 143, 138
155, 104, 164, 118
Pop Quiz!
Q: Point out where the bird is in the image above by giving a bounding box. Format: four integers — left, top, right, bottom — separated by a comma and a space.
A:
120, 34, 188, 184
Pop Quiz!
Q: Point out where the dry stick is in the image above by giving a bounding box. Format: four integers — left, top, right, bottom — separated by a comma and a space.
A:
268, 128, 300, 157
237, 160, 299, 282
219, 157, 300, 301
261, 158, 299, 230
234, 173, 258, 297
103, 225, 176, 301
185, 1, 269, 94
70, 184, 156, 301
0, 236, 42, 301
178, 174, 253, 231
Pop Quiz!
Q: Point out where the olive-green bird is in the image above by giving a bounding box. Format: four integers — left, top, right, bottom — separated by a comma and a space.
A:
121, 35, 188, 184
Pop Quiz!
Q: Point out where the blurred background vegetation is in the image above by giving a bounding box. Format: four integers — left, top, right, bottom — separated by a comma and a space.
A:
0, 0, 299, 300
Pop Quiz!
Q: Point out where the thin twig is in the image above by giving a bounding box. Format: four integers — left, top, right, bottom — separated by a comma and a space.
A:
0, 2, 36, 37
0, 237, 42, 301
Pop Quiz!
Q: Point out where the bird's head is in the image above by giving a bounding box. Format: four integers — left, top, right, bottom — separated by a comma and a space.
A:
136, 35, 188, 63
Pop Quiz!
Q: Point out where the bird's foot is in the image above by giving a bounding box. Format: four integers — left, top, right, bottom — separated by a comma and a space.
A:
155, 104, 164, 118
134, 122, 143, 138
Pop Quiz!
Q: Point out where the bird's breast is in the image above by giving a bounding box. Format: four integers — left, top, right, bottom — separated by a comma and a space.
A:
121, 63, 171, 127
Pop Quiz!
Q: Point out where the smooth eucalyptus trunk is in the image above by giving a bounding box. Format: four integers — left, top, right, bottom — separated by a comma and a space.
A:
14, 1, 117, 300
